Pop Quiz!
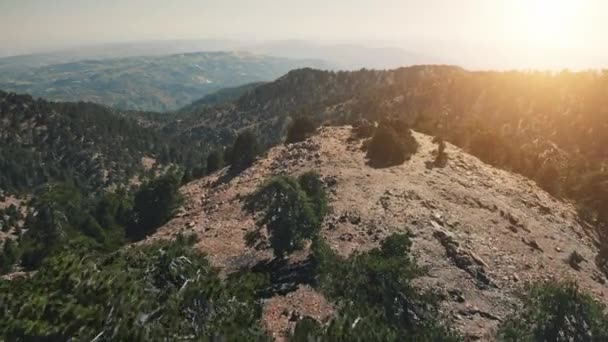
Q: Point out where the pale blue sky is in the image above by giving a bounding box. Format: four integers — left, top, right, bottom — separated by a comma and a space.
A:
1, 0, 605, 68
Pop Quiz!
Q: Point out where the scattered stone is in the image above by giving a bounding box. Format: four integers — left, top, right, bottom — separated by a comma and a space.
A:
339, 210, 362, 225
433, 226, 496, 289
522, 238, 543, 252
592, 271, 606, 285
566, 251, 586, 271
349, 214, 361, 225
448, 289, 466, 303
339, 233, 354, 242
458, 307, 501, 322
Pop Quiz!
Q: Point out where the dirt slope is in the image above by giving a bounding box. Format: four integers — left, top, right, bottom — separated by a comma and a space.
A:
152, 126, 607, 340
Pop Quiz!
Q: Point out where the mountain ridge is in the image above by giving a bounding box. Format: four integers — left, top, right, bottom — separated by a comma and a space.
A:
151, 126, 607, 340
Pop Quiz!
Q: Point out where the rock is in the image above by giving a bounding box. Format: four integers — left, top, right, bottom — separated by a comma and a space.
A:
339, 233, 354, 242
349, 214, 361, 225
458, 307, 501, 321
433, 212, 443, 222
339, 211, 361, 225
434, 227, 496, 289
448, 289, 466, 303
566, 251, 586, 271
522, 238, 543, 252
592, 271, 606, 285
469, 252, 489, 268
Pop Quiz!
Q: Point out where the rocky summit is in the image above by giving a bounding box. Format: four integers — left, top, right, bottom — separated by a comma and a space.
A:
152, 126, 607, 340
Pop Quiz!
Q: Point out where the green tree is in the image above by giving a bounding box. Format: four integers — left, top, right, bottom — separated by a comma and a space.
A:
206, 149, 224, 174
285, 116, 317, 144
128, 171, 183, 241
245, 172, 327, 258
297, 234, 460, 341
367, 123, 418, 167
0, 239, 18, 274
230, 130, 261, 172
498, 282, 608, 341
0, 236, 269, 341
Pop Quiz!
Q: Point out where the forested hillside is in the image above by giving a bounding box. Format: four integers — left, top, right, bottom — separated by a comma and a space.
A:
0, 91, 204, 194
173, 66, 608, 228
2, 66, 608, 340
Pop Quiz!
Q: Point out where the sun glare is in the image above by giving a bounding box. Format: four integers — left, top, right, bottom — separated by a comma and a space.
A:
513, 0, 584, 47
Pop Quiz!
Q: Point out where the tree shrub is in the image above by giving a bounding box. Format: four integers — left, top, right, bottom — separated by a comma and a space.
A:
433, 135, 448, 167
245, 172, 327, 258
367, 121, 418, 167
498, 282, 608, 341
230, 130, 261, 172
128, 171, 183, 241
0, 239, 18, 274
286, 116, 317, 144
19, 183, 132, 270
0, 236, 269, 341
206, 149, 224, 174
296, 234, 461, 341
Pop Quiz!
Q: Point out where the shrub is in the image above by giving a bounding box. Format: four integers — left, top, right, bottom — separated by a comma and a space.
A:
286, 116, 317, 144
367, 121, 418, 167
297, 234, 460, 341
433, 135, 448, 167
230, 130, 261, 172
0, 236, 269, 340
245, 172, 327, 258
206, 149, 224, 174
128, 171, 183, 241
498, 282, 608, 341
0, 239, 18, 274
298, 171, 328, 219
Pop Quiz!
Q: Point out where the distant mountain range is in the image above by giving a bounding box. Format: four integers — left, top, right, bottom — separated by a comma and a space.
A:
0, 39, 431, 70
0, 40, 436, 112
0, 51, 327, 112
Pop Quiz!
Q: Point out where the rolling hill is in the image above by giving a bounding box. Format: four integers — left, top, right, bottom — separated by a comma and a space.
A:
0, 51, 327, 112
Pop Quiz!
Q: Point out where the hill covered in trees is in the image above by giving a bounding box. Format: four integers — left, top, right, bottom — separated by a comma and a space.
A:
0, 52, 327, 112
3, 65, 608, 340
0, 91, 204, 194
171, 66, 608, 229
153, 126, 608, 339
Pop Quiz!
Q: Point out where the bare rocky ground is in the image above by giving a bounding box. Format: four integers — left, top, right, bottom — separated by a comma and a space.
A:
152, 126, 608, 341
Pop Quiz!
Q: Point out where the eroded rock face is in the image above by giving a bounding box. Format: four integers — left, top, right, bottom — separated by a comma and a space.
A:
152, 126, 606, 339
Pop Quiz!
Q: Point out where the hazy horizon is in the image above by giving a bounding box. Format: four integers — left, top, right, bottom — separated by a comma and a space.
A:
1, 0, 606, 70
